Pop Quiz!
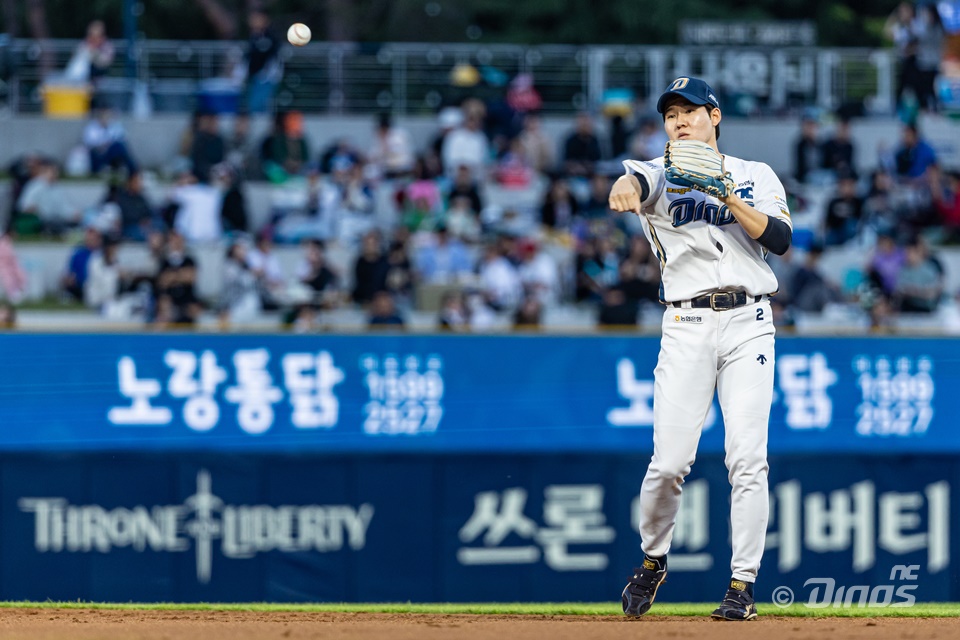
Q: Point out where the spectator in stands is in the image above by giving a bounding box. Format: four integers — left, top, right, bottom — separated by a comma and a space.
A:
494, 137, 534, 189
244, 8, 282, 114
329, 157, 376, 245
823, 173, 865, 246
916, 3, 946, 112
401, 157, 444, 231
296, 238, 341, 310
629, 116, 669, 162
506, 72, 543, 116
792, 115, 821, 184
442, 108, 490, 181
352, 230, 389, 305
540, 175, 579, 231
445, 164, 484, 217
247, 230, 286, 311
867, 231, 907, 299
445, 195, 482, 244
190, 111, 226, 184
516, 113, 555, 174
789, 244, 843, 313
168, 171, 222, 244
218, 240, 260, 324
820, 117, 857, 179
895, 236, 944, 312
608, 113, 631, 160
477, 239, 522, 311
64, 20, 114, 91
155, 230, 201, 326
318, 137, 363, 175
863, 169, 899, 236
618, 236, 662, 307
886, 2, 927, 115
16, 160, 80, 236
385, 234, 416, 309
513, 294, 543, 328
367, 290, 405, 328
0, 230, 27, 304
225, 111, 255, 179
82, 105, 137, 176
415, 225, 473, 284
575, 236, 619, 302
562, 112, 603, 178
437, 290, 470, 331
130, 229, 168, 322
168, 111, 202, 179
6, 153, 44, 226
597, 286, 638, 327
367, 112, 415, 180
111, 171, 155, 241
931, 168, 960, 240
260, 110, 310, 183
61, 226, 102, 302
583, 173, 616, 219
516, 237, 560, 306
894, 123, 937, 180
430, 107, 463, 175
218, 164, 248, 234
83, 236, 123, 313
0, 301, 15, 329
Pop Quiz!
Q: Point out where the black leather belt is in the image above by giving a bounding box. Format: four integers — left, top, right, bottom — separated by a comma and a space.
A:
671, 291, 763, 311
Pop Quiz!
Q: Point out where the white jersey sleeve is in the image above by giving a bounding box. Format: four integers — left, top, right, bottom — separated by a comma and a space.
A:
751, 162, 793, 230
621, 159, 665, 209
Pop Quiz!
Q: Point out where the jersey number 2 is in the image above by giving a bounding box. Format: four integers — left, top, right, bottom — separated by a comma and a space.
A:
756, 307, 764, 322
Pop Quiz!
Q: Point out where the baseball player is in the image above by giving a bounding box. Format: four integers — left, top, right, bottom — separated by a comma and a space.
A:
608, 76, 792, 621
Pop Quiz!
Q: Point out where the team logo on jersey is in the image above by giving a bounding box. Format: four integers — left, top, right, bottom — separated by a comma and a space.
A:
669, 197, 739, 227
675, 314, 703, 324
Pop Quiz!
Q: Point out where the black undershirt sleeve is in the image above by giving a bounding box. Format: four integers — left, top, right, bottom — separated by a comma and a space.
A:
757, 216, 792, 255
635, 173, 650, 202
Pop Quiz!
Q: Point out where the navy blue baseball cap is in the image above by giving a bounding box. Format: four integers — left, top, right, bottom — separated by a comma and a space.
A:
656, 77, 721, 114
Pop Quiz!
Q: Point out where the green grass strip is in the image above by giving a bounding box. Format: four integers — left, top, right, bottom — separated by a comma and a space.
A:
0, 602, 958, 617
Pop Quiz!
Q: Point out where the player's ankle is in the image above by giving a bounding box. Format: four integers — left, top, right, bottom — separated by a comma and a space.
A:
728, 578, 754, 596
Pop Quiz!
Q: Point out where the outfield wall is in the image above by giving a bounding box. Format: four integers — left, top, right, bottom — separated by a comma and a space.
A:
0, 334, 955, 603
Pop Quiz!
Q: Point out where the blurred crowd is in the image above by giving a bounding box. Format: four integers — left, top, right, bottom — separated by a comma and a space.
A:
0, 2, 959, 333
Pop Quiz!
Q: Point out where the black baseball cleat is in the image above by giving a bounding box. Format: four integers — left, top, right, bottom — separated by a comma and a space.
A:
711, 579, 758, 621
621, 555, 667, 618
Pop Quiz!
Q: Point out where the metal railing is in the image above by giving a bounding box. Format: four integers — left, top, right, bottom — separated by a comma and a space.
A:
0, 38, 897, 117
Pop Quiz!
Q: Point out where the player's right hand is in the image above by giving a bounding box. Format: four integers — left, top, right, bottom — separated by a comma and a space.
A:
608, 174, 643, 215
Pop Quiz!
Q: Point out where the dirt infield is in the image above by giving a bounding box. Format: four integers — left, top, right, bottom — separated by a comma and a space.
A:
0, 609, 955, 640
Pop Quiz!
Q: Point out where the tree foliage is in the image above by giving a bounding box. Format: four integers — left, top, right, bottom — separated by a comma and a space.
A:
0, 0, 905, 47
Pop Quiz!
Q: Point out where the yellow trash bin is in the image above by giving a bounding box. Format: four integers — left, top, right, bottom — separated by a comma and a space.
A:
41, 83, 91, 118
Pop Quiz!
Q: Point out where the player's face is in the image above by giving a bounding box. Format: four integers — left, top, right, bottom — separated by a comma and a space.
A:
663, 100, 720, 144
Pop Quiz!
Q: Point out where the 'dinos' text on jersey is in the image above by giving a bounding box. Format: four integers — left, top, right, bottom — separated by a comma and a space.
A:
669, 187, 753, 228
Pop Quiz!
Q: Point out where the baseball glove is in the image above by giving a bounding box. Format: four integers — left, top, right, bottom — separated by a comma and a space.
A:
663, 140, 735, 198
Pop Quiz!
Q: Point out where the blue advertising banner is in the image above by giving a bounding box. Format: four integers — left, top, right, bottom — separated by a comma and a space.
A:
1, 452, 955, 603
0, 334, 949, 453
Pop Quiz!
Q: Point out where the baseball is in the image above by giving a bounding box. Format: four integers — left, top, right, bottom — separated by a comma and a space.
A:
287, 23, 311, 46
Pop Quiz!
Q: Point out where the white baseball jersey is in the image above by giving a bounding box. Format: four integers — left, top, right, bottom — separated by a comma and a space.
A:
623, 155, 792, 303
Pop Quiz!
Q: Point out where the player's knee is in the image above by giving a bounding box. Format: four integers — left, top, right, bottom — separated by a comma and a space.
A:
650, 457, 694, 483
725, 455, 769, 483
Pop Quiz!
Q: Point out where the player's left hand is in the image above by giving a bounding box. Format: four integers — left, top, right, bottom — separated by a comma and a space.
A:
609, 174, 643, 215
663, 139, 735, 199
